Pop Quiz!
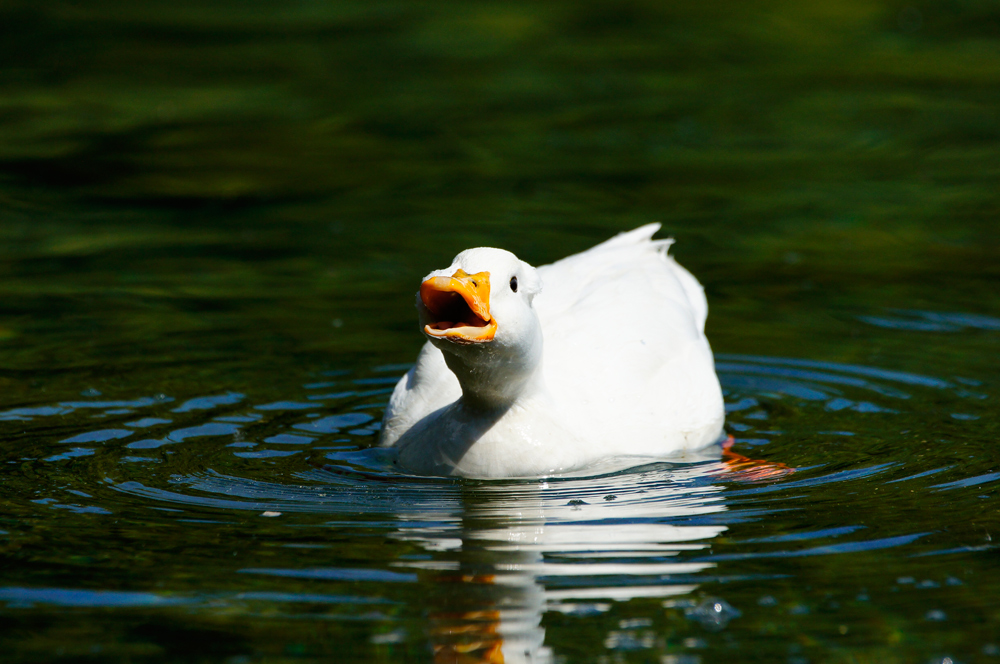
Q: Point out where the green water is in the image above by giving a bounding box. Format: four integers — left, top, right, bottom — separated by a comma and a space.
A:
1, 0, 998, 661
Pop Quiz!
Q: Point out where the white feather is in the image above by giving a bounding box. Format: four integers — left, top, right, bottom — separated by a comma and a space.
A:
380, 224, 725, 477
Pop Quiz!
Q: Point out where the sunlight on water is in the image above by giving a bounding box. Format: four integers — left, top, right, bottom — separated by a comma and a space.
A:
2, 351, 995, 661
0, 0, 998, 659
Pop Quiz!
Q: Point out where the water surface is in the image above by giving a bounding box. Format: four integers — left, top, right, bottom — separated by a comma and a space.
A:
0, 0, 998, 662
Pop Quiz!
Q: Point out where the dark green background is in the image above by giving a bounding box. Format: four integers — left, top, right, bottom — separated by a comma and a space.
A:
0, 0, 998, 662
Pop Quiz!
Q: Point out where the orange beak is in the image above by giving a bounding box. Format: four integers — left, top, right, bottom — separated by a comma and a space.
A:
420, 269, 497, 344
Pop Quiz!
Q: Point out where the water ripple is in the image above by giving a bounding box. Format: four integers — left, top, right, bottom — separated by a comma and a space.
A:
1, 355, 994, 662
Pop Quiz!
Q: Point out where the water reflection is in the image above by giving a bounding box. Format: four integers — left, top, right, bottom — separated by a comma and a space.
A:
389, 464, 730, 662
860, 309, 1000, 333
1, 352, 996, 661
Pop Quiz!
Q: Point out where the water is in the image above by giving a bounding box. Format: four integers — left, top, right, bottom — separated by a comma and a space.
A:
1, 0, 998, 662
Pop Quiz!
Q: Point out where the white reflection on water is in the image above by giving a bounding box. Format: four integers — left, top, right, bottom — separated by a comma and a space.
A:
14, 352, 992, 661
389, 463, 730, 663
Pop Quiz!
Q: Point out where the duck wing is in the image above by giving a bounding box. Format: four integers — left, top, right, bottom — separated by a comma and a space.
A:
535, 224, 723, 453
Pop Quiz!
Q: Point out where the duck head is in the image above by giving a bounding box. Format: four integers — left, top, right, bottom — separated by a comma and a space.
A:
416, 247, 544, 408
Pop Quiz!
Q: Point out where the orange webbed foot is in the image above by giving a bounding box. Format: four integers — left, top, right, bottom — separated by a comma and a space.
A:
718, 435, 795, 482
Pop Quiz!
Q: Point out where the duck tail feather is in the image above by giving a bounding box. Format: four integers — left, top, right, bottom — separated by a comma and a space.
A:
651, 237, 676, 255
600, 223, 662, 249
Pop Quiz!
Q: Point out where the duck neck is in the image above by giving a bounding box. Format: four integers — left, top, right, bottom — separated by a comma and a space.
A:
443, 347, 545, 413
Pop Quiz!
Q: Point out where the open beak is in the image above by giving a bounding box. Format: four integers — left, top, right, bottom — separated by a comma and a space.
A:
420, 269, 497, 344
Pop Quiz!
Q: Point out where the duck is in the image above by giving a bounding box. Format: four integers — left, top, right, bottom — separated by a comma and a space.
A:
379, 223, 725, 478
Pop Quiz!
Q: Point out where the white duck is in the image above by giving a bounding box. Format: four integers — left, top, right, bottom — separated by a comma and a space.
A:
379, 224, 725, 478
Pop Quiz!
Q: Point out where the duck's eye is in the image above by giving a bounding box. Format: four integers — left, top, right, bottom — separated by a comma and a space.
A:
510, 276, 518, 293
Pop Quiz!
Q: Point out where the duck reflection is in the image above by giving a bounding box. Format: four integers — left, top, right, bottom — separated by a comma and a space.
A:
391, 458, 753, 663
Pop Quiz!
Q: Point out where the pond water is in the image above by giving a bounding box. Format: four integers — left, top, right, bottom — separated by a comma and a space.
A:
1, 1, 998, 662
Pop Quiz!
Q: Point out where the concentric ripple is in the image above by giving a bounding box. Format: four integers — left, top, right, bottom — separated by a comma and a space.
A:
0, 354, 996, 662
